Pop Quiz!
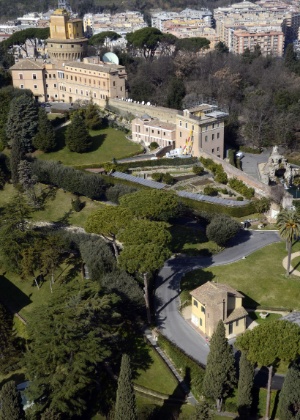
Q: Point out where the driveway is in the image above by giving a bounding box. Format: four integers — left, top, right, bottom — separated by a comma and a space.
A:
240, 149, 270, 180
155, 230, 280, 367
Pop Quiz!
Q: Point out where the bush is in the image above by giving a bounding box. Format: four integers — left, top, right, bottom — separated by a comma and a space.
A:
71, 196, 85, 212
206, 214, 240, 246
215, 168, 228, 184
116, 157, 198, 171
228, 178, 255, 199
236, 196, 244, 201
203, 185, 218, 196
199, 157, 227, 184
228, 149, 236, 167
157, 333, 205, 400
106, 184, 137, 204
152, 172, 163, 182
162, 173, 175, 185
193, 165, 204, 175
254, 197, 271, 213
149, 141, 159, 150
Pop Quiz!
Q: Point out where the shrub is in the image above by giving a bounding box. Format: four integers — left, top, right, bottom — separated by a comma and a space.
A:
193, 165, 204, 175
149, 142, 159, 150
152, 172, 163, 182
236, 196, 244, 201
206, 214, 240, 246
228, 149, 236, 167
162, 173, 175, 185
228, 178, 255, 199
157, 333, 205, 400
179, 197, 256, 218
71, 196, 85, 212
199, 157, 227, 184
203, 185, 218, 196
106, 184, 137, 204
254, 197, 271, 213
215, 168, 228, 184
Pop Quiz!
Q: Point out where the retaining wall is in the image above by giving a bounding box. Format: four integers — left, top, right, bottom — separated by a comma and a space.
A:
107, 98, 178, 123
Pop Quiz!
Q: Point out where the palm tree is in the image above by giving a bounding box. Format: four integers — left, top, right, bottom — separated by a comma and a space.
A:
276, 209, 300, 275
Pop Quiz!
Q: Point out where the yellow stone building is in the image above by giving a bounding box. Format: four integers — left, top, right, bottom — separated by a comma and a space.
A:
10, 8, 127, 106
190, 281, 248, 338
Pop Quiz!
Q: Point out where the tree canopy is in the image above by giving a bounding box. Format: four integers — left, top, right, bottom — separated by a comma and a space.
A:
175, 37, 210, 53
65, 112, 92, 153
4, 28, 49, 57
114, 354, 137, 420
278, 359, 300, 420
126, 27, 163, 59
276, 209, 300, 275
0, 380, 25, 420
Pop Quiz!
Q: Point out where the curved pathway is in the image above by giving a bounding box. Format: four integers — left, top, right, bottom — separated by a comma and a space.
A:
155, 230, 280, 367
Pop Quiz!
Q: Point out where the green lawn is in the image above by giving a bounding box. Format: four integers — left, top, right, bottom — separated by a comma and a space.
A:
134, 346, 183, 397
181, 241, 300, 310
248, 311, 282, 325
170, 225, 222, 257
36, 126, 142, 166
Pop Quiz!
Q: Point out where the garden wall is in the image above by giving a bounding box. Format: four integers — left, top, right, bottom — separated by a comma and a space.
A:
107, 98, 178, 123
200, 150, 272, 198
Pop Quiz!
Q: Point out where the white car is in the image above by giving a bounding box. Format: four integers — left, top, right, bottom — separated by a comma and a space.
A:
236, 151, 244, 159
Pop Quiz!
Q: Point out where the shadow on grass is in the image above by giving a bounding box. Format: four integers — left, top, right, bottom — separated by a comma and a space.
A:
89, 133, 107, 152
241, 293, 259, 310
0, 275, 32, 314
169, 225, 210, 256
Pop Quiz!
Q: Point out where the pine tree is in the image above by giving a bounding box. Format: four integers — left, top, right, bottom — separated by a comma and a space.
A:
202, 320, 236, 412
0, 304, 18, 375
0, 380, 25, 420
33, 108, 56, 152
65, 112, 92, 153
115, 354, 137, 420
278, 360, 300, 419
84, 102, 102, 130
237, 352, 254, 418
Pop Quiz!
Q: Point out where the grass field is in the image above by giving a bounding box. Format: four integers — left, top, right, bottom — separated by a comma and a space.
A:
181, 241, 300, 310
36, 126, 142, 166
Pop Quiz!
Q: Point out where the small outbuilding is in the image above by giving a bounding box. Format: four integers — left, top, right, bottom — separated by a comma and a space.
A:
190, 281, 248, 338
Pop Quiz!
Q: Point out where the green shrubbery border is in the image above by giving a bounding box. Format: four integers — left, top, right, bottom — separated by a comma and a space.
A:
157, 333, 205, 400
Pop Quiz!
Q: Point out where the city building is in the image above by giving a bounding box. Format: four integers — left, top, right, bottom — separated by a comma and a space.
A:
190, 281, 248, 338
10, 8, 127, 106
232, 27, 284, 56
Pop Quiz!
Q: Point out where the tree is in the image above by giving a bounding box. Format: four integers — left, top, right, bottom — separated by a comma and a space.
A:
166, 77, 186, 109
0, 380, 25, 420
276, 209, 300, 275
215, 41, 229, 53
33, 108, 56, 152
18, 160, 39, 207
278, 359, 300, 419
84, 101, 103, 130
202, 320, 236, 412
119, 189, 180, 222
4, 27, 49, 58
206, 215, 240, 246
0, 304, 18, 375
175, 37, 210, 53
114, 354, 137, 420
236, 320, 300, 420
65, 112, 92, 153
284, 43, 299, 73
89, 31, 121, 50
195, 401, 213, 420
237, 352, 254, 418
24, 283, 121, 417
85, 206, 133, 258
126, 27, 163, 59
6, 93, 38, 183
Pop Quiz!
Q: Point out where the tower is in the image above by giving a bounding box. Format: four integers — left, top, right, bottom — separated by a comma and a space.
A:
47, 8, 88, 62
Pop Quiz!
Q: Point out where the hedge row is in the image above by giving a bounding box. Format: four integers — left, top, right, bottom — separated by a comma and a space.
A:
199, 157, 228, 184
157, 333, 205, 400
228, 178, 255, 199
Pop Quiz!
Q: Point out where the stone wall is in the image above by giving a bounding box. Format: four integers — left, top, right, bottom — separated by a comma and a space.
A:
200, 150, 272, 198
107, 98, 178, 123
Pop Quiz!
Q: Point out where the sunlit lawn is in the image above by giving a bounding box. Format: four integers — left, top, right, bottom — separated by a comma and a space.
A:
181, 241, 300, 310
35, 126, 142, 166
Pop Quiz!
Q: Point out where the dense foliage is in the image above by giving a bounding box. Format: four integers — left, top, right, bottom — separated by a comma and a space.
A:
278, 360, 300, 420
206, 214, 240, 246
0, 381, 25, 420
114, 354, 137, 420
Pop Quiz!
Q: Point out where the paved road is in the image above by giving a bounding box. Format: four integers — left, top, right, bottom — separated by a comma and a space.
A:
240, 149, 271, 180
155, 229, 282, 385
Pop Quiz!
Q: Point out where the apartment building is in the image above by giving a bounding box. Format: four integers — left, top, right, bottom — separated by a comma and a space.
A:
83, 11, 146, 36
214, 0, 300, 55
131, 104, 227, 158
10, 8, 127, 106
151, 9, 212, 32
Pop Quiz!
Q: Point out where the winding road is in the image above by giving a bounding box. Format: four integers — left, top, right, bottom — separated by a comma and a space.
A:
155, 229, 283, 388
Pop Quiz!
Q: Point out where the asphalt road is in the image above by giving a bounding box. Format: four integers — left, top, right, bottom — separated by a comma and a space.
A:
155, 229, 283, 388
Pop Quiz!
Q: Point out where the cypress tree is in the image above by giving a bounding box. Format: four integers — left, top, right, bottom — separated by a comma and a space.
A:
0, 380, 25, 420
278, 360, 300, 419
33, 108, 56, 152
84, 102, 102, 130
65, 112, 92, 153
202, 320, 236, 412
195, 401, 213, 420
115, 354, 137, 420
237, 352, 254, 418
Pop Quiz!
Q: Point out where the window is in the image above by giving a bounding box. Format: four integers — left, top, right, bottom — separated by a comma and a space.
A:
212, 134, 215, 140
71, 76, 73, 81
158, 131, 160, 134
179, 121, 182, 127
192, 125, 194, 130
94, 92, 96, 98
205, 135, 208, 142
236, 320, 239, 327
32, 74, 37, 79
146, 128, 148, 132
217, 132, 220, 139
86, 91, 89, 96
54, 84, 57, 88
54, 94, 58, 98
34, 84, 37, 89
163, 132, 166, 136
49, 74, 52, 79
75, 89, 78, 94
113, 81, 116, 86
71, 44, 74, 48
20, 84, 24, 89
185, 123, 188, 128
69, 88, 71, 92
179, 132, 182, 138
19, 74, 23, 79
81, 90, 83, 95
217, 147, 220, 152
201, 306, 205, 314
212, 148, 215, 153
46, 84, 48, 87
200, 318, 202, 326
53, 74, 56, 78
193, 299, 198, 307
151, 130, 154, 133
213, 123, 215, 129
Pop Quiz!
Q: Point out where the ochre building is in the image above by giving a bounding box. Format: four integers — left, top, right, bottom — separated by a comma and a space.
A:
10, 8, 127, 106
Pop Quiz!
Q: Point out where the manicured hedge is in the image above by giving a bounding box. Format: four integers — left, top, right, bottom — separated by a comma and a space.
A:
179, 197, 256, 217
228, 178, 255, 199
199, 157, 228, 184
157, 333, 205, 400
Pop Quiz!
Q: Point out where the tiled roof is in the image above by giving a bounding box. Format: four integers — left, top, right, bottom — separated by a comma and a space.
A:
10, 59, 44, 70
190, 281, 244, 304
224, 306, 248, 323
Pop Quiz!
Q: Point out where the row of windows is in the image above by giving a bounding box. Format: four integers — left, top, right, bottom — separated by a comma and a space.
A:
193, 300, 205, 313
65, 74, 113, 87
205, 133, 220, 141
179, 121, 220, 130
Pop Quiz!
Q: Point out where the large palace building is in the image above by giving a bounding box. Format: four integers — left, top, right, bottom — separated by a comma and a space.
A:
10, 8, 127, 106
